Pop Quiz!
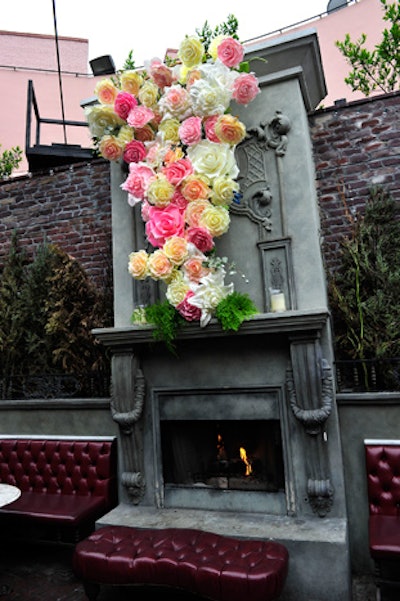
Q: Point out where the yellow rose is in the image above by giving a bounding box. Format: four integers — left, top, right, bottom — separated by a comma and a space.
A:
163, 236, 189, 266
118, 125, 134, 144
138, 81, 159, 108
211, 176, 239, 206
199, 205, 230, 237
128, 250, 148, 280
85, 105, 124, 139
208, 35, 227, 60
147, 174, 175, 207
159, 118, 180, 144
94, 78, 118, 105
178, 35, 204, 68
215, 114, 246, 146
120, 71, 143, 96
166, 276, 190, 306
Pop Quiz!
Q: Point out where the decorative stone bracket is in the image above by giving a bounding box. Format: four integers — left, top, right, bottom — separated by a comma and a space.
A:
110, 353, 146, 505
286, 337, 335, 517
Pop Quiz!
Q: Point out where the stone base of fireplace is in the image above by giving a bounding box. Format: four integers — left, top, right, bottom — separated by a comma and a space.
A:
97, 504, 351, 601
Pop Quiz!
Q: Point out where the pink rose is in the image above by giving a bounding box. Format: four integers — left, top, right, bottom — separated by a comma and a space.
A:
232, 73, 260, 105
141, 200, 151, 222
121, 162, 155, 203
203, 115, 221, 143
170, 189, 189, 211
217, 37, 244, 68
145, 203, 185, 248
114, 92, 137, 120
123, 140, 147, 164
177, 291, 202, 322
149, 59, 175, 89
127, 105, 155, 128
162, 158, 193, 185
185, 226, 215, 253
179, 116, 203, 146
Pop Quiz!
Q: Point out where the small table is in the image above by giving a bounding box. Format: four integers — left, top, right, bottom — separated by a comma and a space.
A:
0, 483, 21, 508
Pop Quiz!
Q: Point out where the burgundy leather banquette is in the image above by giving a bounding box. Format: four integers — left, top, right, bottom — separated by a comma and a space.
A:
73, 525, 289, 601
365, 439, 400, 594
0, 435, 118, 542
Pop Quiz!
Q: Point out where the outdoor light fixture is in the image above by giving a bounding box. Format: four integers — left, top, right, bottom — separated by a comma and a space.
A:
90, 55, 116, 76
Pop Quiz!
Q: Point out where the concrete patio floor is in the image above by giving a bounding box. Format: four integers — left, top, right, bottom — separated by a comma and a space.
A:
0, 541, 391, 601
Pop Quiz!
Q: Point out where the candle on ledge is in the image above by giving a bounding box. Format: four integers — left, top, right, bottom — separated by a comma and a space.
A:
270, 290, 286, 313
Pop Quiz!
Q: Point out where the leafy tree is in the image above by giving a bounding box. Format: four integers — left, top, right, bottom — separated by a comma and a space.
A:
336, 0, 400, 96
328, 187, 400, 388
0, 145, 23, 179
0, 232, 28, 377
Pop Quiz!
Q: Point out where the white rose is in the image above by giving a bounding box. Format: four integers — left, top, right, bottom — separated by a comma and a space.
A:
187, 141, 239, 180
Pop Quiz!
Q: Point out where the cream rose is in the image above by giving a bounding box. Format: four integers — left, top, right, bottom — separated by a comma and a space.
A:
199, 205, 230, 237
147, 174, 175, 207
178, 35, 204, 68
187, 141, 239, 180
128, 250, 148, 280
163, 236, 189, 266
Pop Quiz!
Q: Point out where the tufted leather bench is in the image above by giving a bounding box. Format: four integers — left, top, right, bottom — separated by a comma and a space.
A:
364, 439, 400, 595
0, 435, 118, 543
73, 525, 289, 601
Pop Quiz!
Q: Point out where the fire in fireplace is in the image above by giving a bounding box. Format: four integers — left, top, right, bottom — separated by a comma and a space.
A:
161, 419, 285, 493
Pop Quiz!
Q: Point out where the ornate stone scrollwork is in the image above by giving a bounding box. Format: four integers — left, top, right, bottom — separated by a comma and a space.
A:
121, 471, 146, 505
110, 367, 145, 435
286, 358, 333, 436
307, 478, 334, 518
247, 110, 291, 157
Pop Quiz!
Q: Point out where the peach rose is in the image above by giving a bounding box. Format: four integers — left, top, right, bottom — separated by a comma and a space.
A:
183, 256, 209, 283
99, 135, 124, 161
94, 78, 118, 105
185, 199, 211, 227
214, 114, 246, 146
147, 250, 174, 280
181, 175, 211, 202
163, 236, 189, 266
134, 125, 156, 142
128, 250, 148, 280
148, 59, 175, 89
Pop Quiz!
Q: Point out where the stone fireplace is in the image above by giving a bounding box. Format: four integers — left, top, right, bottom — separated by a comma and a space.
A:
95, 30, 352, 601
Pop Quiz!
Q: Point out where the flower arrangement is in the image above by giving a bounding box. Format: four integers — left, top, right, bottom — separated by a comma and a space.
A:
85, 17, 260, 348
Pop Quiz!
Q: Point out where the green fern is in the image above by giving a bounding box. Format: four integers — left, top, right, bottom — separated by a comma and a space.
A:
215, 292, 258, 332
141, 301, 185, 355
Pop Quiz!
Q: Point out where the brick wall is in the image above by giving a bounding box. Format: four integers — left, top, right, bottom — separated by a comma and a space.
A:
1, 91, 399, 289
0, 159, 111, 291
309, 91, 400, 275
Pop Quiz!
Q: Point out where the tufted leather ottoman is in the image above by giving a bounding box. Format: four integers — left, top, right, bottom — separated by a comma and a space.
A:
73, 525, 289, 601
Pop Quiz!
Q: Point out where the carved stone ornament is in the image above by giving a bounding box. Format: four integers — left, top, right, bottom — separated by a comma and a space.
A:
286, 358, 333, 436
110, 367, 145, 435
307, 478, 334, 518
233, 110, 291, 234
121, 471, 146, 505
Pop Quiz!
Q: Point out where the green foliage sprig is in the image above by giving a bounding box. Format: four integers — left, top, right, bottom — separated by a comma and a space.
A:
335, 0, 400, 96
215, 292, 258, 331
196, 14, 239, 53
0, 145, 23, 179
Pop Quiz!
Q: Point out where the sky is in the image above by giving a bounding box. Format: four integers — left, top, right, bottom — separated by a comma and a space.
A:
2, 0, 332, 70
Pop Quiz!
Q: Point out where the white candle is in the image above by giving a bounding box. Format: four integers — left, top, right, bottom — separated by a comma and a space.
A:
270, 292, 286, 313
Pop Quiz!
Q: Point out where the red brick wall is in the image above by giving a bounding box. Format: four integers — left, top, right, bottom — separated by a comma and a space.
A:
0, 159, 111, 290
1, 91, 399, 289
309, 91, 400, 275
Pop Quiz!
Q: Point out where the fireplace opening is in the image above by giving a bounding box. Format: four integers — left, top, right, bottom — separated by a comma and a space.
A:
161, 420, 285, 492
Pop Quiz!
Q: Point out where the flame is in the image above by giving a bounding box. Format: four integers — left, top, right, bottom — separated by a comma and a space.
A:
240, 446, 252, 476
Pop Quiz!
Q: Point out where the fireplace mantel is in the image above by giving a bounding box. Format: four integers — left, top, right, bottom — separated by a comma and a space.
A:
93, 309, 330, 350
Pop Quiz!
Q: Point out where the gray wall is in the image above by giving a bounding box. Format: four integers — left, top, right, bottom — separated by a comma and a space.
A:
337, 392, 400, 574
